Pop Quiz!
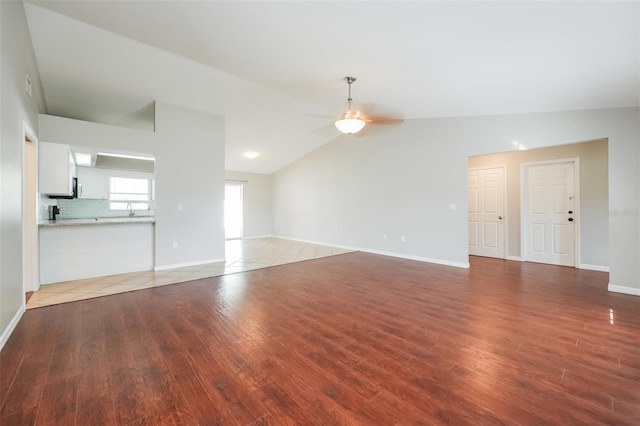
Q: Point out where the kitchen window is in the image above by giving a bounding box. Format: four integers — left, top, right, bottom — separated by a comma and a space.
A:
109, 177, 152, 211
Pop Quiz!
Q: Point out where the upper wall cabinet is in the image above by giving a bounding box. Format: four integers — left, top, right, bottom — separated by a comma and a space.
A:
39, 142, 76, 196
77, 167, 108, 199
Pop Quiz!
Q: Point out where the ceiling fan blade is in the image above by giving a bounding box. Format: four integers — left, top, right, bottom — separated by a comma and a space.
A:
357, 102, 404, 127
303, 113, 335, 119
353, 119, 402, 138
363, 116, 404, 126
312, 124, 336, 135
360, 101, 402, 114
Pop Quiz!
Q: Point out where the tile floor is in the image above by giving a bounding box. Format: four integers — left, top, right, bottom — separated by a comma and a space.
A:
27, 237, 353, 309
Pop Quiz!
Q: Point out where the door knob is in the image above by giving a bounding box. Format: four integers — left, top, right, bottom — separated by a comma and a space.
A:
498, 216, 503, 220
568, 217, 574, 222
568, 210, 573, 214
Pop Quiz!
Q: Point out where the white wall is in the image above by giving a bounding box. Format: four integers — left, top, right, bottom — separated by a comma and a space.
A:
0, 0, 47, 349
154, 102, 225, 267
469, 139, 608, 267
272, 119, 471, 267
39, 101, 225, 270
271, 108, 639, 294
225, 170, 272, 238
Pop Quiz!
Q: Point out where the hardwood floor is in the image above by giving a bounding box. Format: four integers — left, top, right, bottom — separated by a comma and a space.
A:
1, 253, 639, 425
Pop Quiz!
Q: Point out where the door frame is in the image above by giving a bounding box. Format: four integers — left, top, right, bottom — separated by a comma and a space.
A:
520, 157, 580, 267
22, 122, 40, 293
468, 165, 508, 259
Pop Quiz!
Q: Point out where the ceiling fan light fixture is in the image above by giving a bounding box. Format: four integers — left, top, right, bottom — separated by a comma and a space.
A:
335, 76, 366, 134
335, 111, 366, 134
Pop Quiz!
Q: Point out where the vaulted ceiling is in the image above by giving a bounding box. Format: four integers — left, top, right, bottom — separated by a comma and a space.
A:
24, 1, 639, 173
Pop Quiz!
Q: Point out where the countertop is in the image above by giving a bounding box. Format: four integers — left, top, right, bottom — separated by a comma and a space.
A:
39, 216, 155, 227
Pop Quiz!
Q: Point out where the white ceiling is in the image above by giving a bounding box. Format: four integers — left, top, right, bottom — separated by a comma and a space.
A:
24, 1, 639, 174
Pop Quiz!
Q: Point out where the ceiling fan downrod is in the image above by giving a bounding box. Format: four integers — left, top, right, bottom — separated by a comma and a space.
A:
345, 76, 356, 109
335, 76, 365, 134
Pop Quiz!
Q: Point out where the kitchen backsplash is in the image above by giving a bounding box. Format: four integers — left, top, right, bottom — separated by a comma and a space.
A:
45, 197, 155, 220
39, 194, 57, 222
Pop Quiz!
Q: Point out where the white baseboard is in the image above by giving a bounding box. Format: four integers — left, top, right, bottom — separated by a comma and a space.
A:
502, 258, 609, 271
273, 235, 470, 269
362, 248, 470, 269
274, 235, 355, 251
242, 234, 275, 240
579, 263, 610, 272
608, 284, 640, 296
154, 257, 225, 271
0, 305, 25, 352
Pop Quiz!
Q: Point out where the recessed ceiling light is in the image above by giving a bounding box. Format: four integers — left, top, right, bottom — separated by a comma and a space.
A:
511, 141, 527, 151
244, 151, 259, 159
75, 153, 91, 166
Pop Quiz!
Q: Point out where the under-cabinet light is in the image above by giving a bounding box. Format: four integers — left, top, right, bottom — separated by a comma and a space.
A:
97, 152, 155, 161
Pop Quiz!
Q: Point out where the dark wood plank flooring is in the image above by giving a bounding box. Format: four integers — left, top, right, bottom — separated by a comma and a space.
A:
1, 253, 639, 425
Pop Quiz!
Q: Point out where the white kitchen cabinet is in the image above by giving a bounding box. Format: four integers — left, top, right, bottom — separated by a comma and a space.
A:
77, 167, 109, 199
39, 141, 76, 196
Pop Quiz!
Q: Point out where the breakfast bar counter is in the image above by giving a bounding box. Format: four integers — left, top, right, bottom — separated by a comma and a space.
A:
39, 218, 155, 285
39, 216, 155, 227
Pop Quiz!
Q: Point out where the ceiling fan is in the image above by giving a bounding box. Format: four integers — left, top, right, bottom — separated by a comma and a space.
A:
333, 76, 403, 136
335, 77, 366, 134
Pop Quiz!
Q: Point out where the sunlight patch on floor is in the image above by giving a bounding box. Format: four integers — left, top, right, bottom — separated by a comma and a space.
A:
27, 237, 353, 309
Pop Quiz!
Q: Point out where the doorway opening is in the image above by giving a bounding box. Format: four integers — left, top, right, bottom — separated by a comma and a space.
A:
467, 138, 608, 270
23, 124, 39, 296
224, 182, 243, 240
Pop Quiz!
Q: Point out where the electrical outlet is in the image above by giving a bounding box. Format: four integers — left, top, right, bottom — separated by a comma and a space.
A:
178, 203, 183, 210
172, 241, 178, 249
383, 234, 388, 240
400, 235, 406, 242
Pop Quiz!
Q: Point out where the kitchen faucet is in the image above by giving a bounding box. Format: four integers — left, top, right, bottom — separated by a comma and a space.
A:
126, 202, 135, 217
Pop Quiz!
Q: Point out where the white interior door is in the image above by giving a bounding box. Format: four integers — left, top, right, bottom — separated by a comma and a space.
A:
224, 183, 243, 240
525, 162, 576, 266
468, 167, 505, 258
